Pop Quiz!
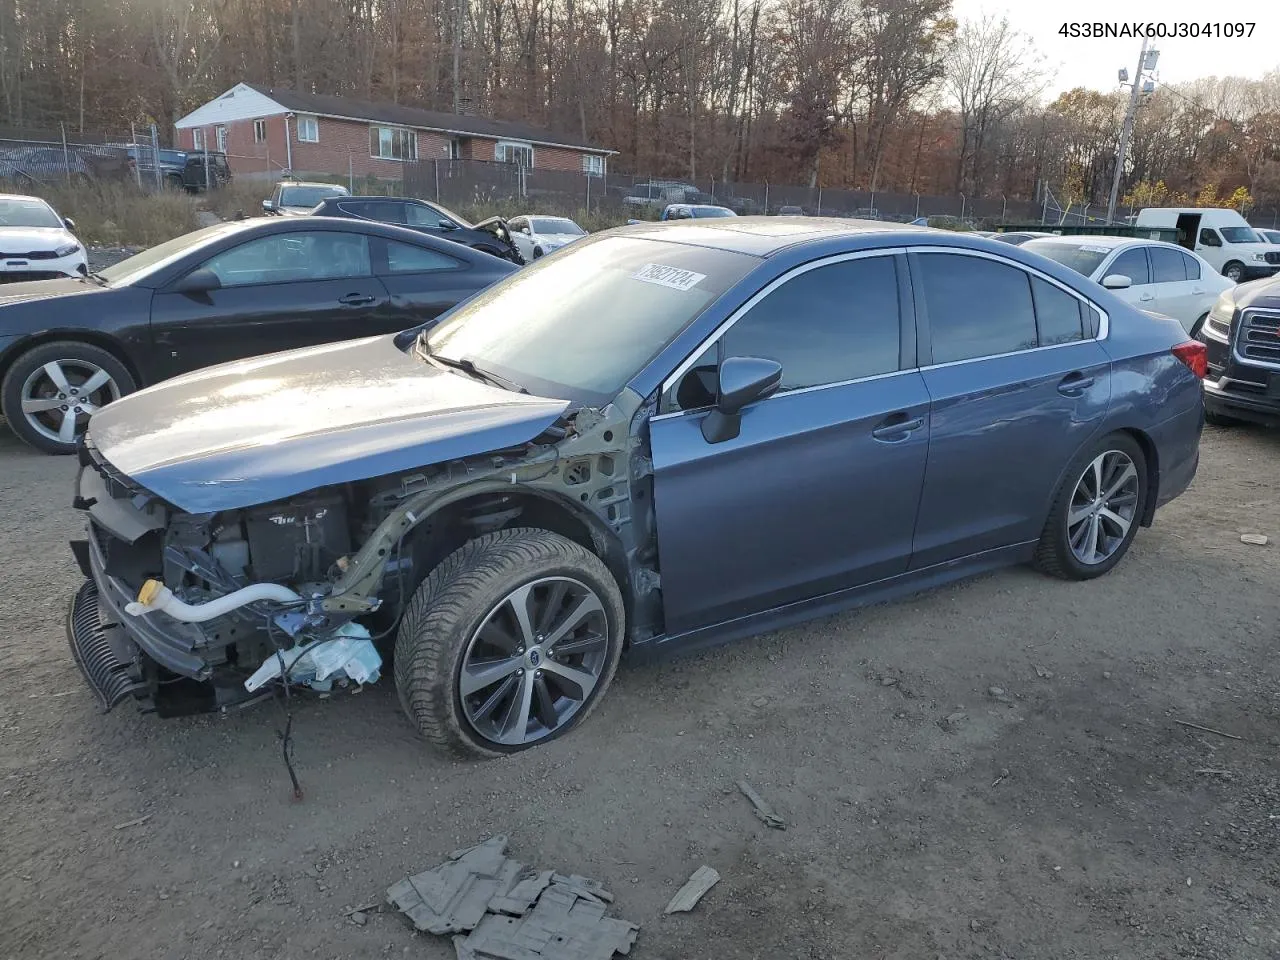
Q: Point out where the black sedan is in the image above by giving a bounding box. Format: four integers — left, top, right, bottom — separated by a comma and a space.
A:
311, 196, 524, 264
0, 216, 516, 454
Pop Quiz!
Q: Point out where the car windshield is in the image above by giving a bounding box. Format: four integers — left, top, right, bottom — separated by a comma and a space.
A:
97, 222, 247, 284
280, 185, 348, 207
1024, 241, 1110, 277
0, 197, 62, 229
694, 207, 735, 218
1263, 230, 1280, 244
532, 217, 584, 235
425, 236, 756, 404
1220, 227, 1259, 243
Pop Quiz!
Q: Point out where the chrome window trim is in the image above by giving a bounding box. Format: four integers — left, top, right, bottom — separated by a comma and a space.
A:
1231, 306, 1280, 370
655, 243, 1111, 418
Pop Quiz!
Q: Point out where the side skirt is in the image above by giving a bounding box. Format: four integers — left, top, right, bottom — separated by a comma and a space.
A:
628, 541, 1038, 662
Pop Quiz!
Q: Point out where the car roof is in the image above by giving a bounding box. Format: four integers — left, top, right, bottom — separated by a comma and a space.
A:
280, 181, 346, 189
0, 193, 53, 205
618, 216, 933, 256
1022, 235, 1194, 253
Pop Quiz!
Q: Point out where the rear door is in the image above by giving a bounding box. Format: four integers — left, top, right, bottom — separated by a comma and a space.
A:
908, 249, 1112, 568
1148, 244, 1199, 332
649, 251, 930, 635
150, 230, 392, 376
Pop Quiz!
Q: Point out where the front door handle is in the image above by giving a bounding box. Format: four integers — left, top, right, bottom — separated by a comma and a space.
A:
1058, 372, 1096, 396
339, 293, 376, 306
871, 413, 924, 442
1192, 287, 1205, 295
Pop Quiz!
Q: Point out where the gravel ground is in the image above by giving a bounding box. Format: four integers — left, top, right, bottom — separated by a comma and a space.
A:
2, 422, 1279, 960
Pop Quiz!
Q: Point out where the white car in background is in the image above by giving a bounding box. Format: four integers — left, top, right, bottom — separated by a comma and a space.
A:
0, 194, 87, 282
1256, 228, 1280, 245
507, 215, 587, 260
1022, 235, 1232, 336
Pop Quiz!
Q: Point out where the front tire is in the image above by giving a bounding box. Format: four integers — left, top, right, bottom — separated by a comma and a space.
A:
1034, 433, 1148, 581
394, 528, 625, 758
1223, 261, 1246, 283
1, 341, 136, 454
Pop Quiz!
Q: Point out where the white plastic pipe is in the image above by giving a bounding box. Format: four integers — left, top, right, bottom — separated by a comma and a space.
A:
125, 581, 302, 622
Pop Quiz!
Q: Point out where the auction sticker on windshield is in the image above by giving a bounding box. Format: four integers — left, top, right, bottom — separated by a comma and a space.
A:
1080, 245, 1110, 253
633, 263, 706, 291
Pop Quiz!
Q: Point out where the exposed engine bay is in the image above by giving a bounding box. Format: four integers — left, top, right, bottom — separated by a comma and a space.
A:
68, 389, 658, 717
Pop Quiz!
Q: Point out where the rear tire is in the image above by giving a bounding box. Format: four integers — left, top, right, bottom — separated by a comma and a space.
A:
394, 528, 625, 758
1034, 432, 1148, 581
1204, 408, 1243, 427
1, 340, 136, 455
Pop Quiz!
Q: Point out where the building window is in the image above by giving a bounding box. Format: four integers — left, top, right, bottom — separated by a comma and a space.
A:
370, 126, 417, 161
495, 140, 534, 168
447, 139, 461, 160
297, 115, 319, 143
192, 128, 205, 150
253, 119, 267, 144
582, 154, 604, 177
215, 125, 227, 151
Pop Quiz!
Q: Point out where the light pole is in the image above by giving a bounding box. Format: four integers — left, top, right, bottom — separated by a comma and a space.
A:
1106, 40, 1159, 224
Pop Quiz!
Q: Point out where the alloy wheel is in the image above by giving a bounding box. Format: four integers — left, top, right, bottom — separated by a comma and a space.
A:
1066, 450, 1140, 565
19, 359, 121, 445
458, 576, 610, 746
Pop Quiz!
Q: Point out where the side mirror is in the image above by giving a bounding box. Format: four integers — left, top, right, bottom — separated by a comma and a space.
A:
63, 216, 77, 231
172, 267, 221, 295
439, 219, 457, 230
521, 226, 531, 234
1102, 274, 1132, 290
262, 199, 274, 212
701, 356, 783, 444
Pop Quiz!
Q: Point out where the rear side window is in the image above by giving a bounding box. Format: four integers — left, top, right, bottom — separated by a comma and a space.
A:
1149, 246, 1187, 282
1107, 248, 1150, 285
382, 240, 460, 274
721, 256, 901, 391
1031, 277, 1085, 345
1179, 251, 1201, 280
917, 253, 1036, 363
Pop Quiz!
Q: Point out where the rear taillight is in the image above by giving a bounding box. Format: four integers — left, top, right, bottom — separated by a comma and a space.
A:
1172, 340, 1208, 379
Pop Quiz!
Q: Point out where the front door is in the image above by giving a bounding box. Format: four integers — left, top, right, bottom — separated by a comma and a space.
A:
649, 253, 930, 636
150, 230, 391, 377
1100, 246, 1155, 311
907, 250, 1112, 568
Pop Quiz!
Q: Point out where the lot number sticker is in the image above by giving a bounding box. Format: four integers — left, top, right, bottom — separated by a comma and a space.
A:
633, 263, 706, 291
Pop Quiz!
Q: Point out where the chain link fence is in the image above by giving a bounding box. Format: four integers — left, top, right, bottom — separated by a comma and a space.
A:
0, 123, 188, 192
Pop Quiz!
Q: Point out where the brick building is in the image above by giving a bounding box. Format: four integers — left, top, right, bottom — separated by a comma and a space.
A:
174, 83, 615, 181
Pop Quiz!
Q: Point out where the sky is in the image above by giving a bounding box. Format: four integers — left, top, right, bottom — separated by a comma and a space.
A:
950, 0, 1280, 98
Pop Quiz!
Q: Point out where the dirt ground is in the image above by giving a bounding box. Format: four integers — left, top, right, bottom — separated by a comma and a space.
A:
2, 420, 1278, 960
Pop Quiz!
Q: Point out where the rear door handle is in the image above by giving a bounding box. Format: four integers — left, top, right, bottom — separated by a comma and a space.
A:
1192, 287, 1205, 295
1139, 292, 1155, 301
1058, 373, 1095, 396
871, 414, 924, 442
339, 293, 376, 306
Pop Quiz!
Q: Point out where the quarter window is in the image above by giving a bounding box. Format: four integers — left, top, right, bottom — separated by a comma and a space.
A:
297, 115, 319, 143
383, 240, 460, 274
1031, 277, 1085, 346
1179, 251, 1201, 280
1149, 246, 1187, 282
917, 253, 1037, 363
1106, 248, 1150, 285
200, 232, 371, 287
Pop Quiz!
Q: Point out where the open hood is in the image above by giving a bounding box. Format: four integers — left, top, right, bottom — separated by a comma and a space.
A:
86, 335, 570, 513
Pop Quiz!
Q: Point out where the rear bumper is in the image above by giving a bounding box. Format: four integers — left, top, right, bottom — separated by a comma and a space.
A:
1148, 401, 1203, 509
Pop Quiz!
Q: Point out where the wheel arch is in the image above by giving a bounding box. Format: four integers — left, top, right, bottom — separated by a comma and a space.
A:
0, 331, 145, 393
1040, 424, 1160, 531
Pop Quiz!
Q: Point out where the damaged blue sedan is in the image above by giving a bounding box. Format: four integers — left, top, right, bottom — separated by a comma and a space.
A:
68, 218, 1205, 757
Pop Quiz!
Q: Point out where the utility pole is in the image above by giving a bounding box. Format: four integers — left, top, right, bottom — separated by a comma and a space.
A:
1106, 39, 1158, 224
452, 0, 465, 113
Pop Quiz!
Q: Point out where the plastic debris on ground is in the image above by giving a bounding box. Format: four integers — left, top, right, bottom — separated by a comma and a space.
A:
244, 622, 382, 693
663, 865, 719, 914
387, 835, 639, 959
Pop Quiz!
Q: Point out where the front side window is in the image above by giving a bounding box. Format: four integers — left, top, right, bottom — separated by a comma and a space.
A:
426, 236, 756, 404
1106, 248, 1151, 285
495, 141, 534, 167
370, 126, 416, 160
1199, 228, 1221, 246
383, 240, 460, 274
917, 253, 1037, 363
199, 231, 371, 287
1149, 246, 1188, 283
297, 115, 319, 143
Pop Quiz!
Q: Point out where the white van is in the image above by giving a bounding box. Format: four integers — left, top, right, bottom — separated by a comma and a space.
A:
1134, 208, 1280, 282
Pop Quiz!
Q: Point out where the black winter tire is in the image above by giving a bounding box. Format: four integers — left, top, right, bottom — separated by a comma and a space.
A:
1034, 432, 1148, 581
394, 527, 625, 758
1, 340, 137, 455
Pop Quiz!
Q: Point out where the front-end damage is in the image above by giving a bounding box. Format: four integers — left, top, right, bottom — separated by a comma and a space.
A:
67, 388, 660, 716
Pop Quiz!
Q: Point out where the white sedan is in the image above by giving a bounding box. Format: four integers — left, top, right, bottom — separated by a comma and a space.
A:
0, 194, 87, 282
1022, 235, 1232, 336
507, 215, 587, 261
